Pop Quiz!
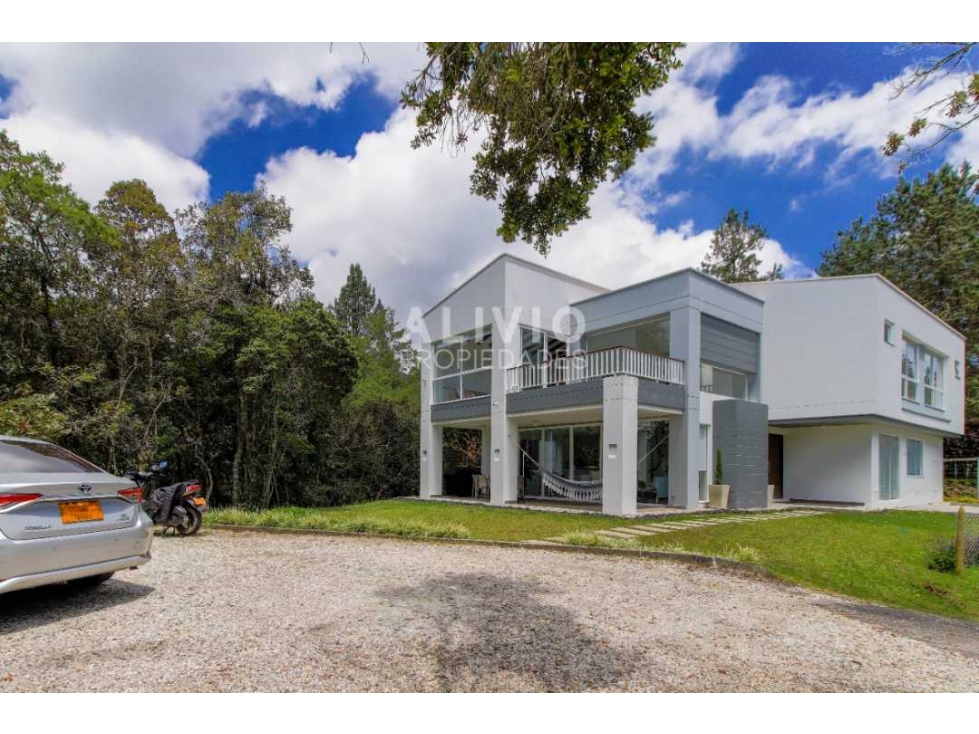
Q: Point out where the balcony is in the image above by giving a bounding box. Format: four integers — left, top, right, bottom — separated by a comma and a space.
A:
506, 346, 685, 393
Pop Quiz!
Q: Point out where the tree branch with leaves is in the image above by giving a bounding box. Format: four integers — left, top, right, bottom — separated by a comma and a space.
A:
883, 42, 978, 175
402, 42, 683, 255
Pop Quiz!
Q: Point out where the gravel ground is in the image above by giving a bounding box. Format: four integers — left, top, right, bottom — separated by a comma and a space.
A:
2, 530, 979, 692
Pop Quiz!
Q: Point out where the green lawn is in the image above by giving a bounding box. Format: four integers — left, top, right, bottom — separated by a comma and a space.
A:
626, 511, 979, 621
205, 499, 733, 542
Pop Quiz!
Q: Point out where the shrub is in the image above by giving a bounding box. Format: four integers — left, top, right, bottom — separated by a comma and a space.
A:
927, 541, 958, 574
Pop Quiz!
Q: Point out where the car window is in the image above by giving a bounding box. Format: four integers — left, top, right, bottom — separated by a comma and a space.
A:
0, 440, 104, 473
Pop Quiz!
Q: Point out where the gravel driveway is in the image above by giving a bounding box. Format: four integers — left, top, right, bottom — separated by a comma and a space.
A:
2, 530, 978, 692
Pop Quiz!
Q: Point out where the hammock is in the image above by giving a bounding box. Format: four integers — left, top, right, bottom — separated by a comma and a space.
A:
516, 443, 603, 501
514, 432, 669, 503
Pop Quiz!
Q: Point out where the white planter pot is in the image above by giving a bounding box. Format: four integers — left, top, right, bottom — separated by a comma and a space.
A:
709, 484, 730, 509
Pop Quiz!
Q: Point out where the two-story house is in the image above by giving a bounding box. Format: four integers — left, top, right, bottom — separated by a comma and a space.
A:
418, 254, 965, 516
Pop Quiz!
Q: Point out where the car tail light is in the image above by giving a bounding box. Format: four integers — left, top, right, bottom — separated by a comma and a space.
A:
0, 493, 42, 508
118, 487, 143, 503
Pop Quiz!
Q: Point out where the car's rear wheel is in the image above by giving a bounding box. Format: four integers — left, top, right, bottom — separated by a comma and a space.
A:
65, 572, 114, 590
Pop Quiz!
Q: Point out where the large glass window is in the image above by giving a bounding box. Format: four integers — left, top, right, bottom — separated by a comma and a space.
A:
432, 330, 493, 403
543, 428, 571, 479
907, 439, 923, 477
572, 426, 601, 481
700, 363, 748, 399
584, 316, 670, 355
637, 421, 670, 504
520, 327, 568, 365
518, 424, 602, 500
902, 339, 918, 401
902, 338, 944, 409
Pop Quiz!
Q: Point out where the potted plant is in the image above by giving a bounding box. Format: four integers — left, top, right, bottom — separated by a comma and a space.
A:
709, 448, 730, 509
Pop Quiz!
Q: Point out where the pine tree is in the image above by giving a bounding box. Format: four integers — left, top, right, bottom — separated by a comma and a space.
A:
701, 209, 783, 283
331, 264, 378, 338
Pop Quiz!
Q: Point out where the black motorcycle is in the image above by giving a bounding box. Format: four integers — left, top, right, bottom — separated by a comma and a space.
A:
124, 461, 208, 536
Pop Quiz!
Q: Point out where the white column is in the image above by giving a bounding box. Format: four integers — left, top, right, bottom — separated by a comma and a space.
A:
419, 345, 443, 498
490, 313, 520, 505
668, 306, 702, 509
602, 375, 639, 516
420, 420, 443, 498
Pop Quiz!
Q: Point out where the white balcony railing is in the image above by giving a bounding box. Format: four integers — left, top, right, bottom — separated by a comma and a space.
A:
506, 346, 685, 393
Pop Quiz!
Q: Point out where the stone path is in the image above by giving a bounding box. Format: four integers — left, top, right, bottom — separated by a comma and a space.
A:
548, 509, 826, 542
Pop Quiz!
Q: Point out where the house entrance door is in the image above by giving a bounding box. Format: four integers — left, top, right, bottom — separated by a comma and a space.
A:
768, 434, 784, 499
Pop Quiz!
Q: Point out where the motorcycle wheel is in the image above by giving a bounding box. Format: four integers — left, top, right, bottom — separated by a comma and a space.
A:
177, 504, 202, 536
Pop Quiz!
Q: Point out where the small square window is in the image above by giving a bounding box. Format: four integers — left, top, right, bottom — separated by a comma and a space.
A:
955, 361, 962, 380
907, 439, 923, 477
884, 320, 895, 345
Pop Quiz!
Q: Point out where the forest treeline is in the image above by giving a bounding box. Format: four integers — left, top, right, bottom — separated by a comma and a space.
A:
0, 130, 418, 507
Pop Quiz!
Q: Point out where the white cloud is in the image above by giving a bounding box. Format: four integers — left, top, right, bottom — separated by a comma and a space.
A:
632, 47, 978, 189
8, 42, 955, 316
2, 110, 209, 211
0, 43, 424, 155
0, 42, 425, 209
260, 108, 809, 322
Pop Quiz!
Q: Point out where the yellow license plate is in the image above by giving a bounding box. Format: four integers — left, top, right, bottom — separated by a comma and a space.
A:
59, 500, 104, 524
193, 497, 207, 507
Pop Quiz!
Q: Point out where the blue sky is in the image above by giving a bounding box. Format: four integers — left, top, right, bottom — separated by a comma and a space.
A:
0, 43, 975, 317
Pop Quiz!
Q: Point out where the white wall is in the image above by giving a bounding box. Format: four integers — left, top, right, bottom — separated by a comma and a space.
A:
781, 424, 873, 504
736, 276, 965, 437
422, 255, 507, 344
779, 422, 944, 508
869, 424, 944, 508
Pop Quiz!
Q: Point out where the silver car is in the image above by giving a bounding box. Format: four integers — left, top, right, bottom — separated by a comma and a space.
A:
0, 436, 153, 595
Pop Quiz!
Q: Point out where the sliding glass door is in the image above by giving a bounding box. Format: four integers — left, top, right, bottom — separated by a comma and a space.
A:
637, 420, 669, 504
519, 430, 543, 497
519, 424, 602, 500
879, 434, 900, 501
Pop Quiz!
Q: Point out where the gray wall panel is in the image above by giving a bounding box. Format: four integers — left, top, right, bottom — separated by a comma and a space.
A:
506, 378, 686, 415
712, 399, 769, 509
506, 379, 604, 414
701, 314, 760, 374
431, 396, 491, 422
637, 381, 685, 411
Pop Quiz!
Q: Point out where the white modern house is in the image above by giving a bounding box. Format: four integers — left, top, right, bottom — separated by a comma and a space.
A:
418, 254, 966, 516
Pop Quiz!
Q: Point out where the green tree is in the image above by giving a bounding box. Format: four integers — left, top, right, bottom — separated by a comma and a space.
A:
177, 187, 311, 309
403, 42, 683, 255
0, 130, 406, 510
701, 209, 783, 283
75, 180, 186, 470
321, 264, 420, 504
176, 188, 317, 504
819, 163, 979, 423
331, 263, 379, 338
0, 130, 109, 381
0, 388, 68, 443
234, 299, 358, 507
